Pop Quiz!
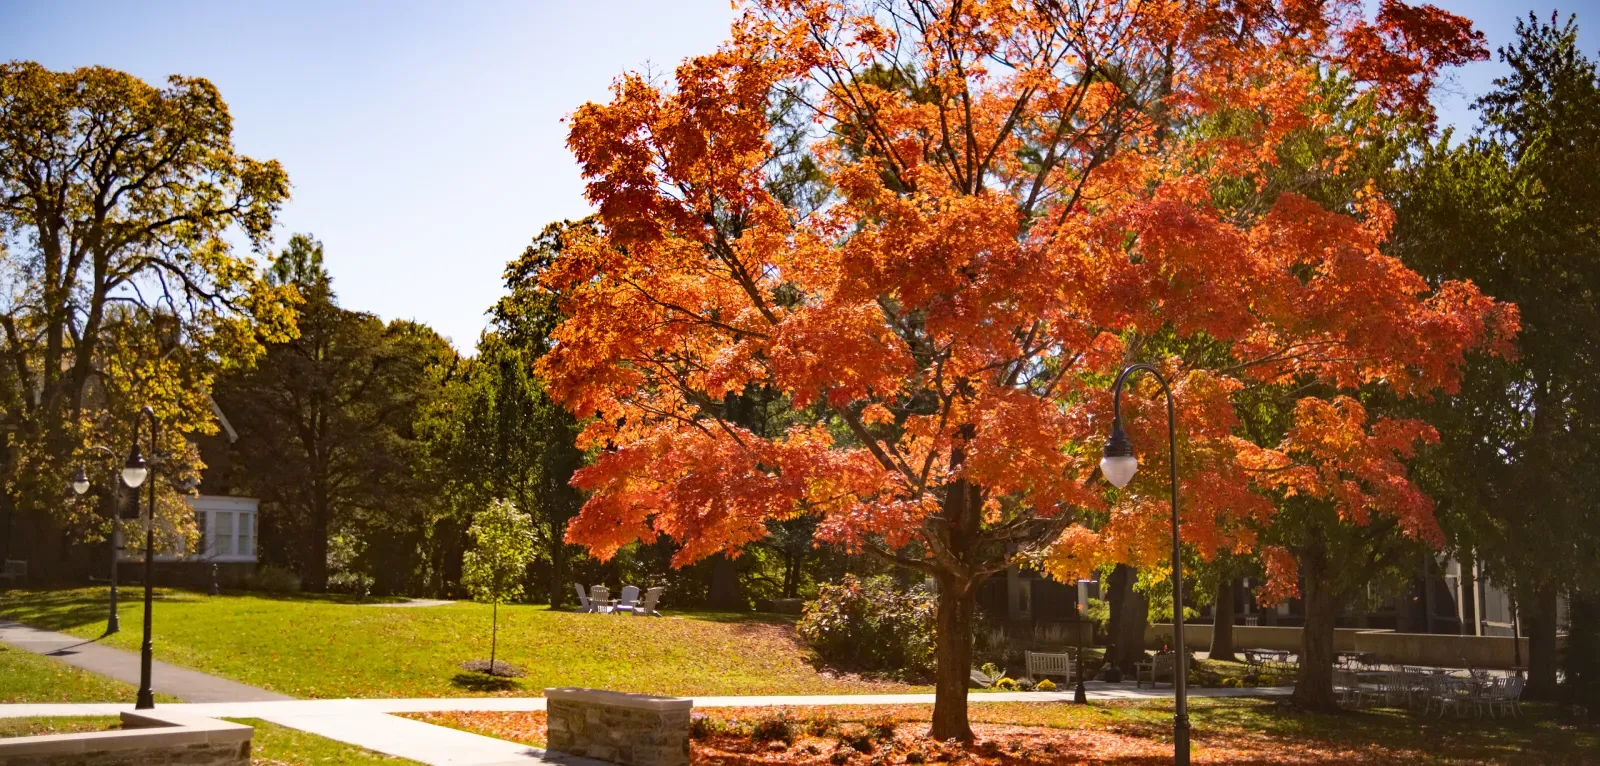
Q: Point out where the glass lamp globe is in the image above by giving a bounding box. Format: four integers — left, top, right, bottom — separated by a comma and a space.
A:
1099, 455, 1139, 488
122, 444, 148, 488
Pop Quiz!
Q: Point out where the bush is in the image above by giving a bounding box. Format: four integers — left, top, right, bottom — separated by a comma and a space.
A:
327, 571, 374, 598
1035, 678, 1057, 692
1015, 678, 1035, 691
246, 565, 301, 594
751, 713, 796, 745
797, 575, 935, 677
1257, 674, 1279, 686
994, 677, 1017, 690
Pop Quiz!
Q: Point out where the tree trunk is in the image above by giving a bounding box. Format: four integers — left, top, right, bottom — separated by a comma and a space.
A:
1566, 590, 1599, 708
305, 502, 330, 592
1108, 565, 1149, 673
490, 599, 499, 672
1292, 534, 1341, 712
930, 573, 976, 743
1526, 582, 1561, 699
707, 553, 744, 611
549, 539, 567, 608
1210, 577, 1239, 662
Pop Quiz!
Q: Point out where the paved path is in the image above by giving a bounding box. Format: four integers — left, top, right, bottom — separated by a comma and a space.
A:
365, 599, 455, 608
0, 620, 292, 703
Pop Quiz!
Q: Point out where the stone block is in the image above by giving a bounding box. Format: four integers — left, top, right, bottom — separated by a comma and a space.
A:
541, 688, 690, 766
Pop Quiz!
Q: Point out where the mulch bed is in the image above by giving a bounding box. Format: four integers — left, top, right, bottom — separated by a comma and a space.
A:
408, 708, 1399, 764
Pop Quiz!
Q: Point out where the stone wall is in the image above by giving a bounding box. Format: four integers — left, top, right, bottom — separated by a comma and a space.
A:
0, 711, 250, 766
544, 687, 691, 766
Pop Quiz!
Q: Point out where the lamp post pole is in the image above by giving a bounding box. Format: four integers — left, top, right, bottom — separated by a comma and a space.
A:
72, 447, 123, 635
121, 406, 158, 710
1100, 363, 1189, 766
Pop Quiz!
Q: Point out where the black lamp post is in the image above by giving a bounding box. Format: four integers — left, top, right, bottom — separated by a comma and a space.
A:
121, 407, 157, 710
1100, 363, 1189, 766
1075, 577, 1094, 704
71, 447, 125, 635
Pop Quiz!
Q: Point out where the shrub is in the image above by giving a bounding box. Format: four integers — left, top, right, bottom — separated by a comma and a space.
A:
689, 713, 724, 741
797, 575, 936, 676
865, 716, 897, 742
1035, 678, 1057, 692
246, 565, 301, 594
1015, 678, 1035, 691
836, 724, 874, 753
751, 713, 796, 745
327, 571, 374, 598
806, 713, 840, 737
1258, 674, 1279, 686
994, 677, 1017, 690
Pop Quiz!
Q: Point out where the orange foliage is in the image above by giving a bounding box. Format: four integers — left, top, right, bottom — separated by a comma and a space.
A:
542, 0, 1514, 605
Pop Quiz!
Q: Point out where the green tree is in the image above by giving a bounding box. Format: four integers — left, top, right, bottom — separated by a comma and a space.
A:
462, 498, 536, 675
1392, 13, 1600, 699
214, 234, 453, 592
0, 62, 295, 563
425, 220, 586, 604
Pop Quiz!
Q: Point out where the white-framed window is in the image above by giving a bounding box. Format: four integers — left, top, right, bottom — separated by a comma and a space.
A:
188, 496, 259, 562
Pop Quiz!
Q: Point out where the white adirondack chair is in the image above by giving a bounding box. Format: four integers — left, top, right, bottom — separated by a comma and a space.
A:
573, 583, 594, 613
615, 585, 641, 614
632, 586, 664, 617
590, 585, 612, 613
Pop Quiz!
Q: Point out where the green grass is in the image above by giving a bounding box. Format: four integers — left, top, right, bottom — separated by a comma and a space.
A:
0, 588, 915, 699
0, 716, 120, 738
0, 643, 145, 703
229, 718, 422, 765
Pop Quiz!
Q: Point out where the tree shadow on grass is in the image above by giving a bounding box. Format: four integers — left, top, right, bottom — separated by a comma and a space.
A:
451, 672, 523, 693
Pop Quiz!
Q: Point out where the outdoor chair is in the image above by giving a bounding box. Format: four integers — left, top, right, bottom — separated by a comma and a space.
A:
573, 583, 595, 613
631, 586, 664, 617
1334, 669, 1362, 707
1358, 670, 1407, 708
1025, 650, 1074, 682
1482, 676, 1524, 719
1135, 653, 1175, 688
614, 585, 640, 614
1424, 675, 1476, 718
589, 585, 613, 613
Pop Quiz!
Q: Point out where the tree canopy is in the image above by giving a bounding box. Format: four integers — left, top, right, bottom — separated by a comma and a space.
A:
542, 0, 1514, 738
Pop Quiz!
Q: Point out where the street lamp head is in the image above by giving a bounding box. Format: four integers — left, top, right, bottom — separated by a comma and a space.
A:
122, 442, 148, 488
1100, 417, 1139, 488
71, 464, 90, 495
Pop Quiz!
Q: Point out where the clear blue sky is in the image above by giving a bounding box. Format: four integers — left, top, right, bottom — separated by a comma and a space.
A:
1, 1, 1595, 352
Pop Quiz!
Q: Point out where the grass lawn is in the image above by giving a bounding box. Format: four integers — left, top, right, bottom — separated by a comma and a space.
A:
416, 698, 1600, 764
0, 716, 120, 738
0, 643, 162, 704
230, 718, 421, 765
0, 588, 914, 699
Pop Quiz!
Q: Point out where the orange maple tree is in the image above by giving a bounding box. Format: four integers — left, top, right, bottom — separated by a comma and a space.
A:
542, 0, 1512, 738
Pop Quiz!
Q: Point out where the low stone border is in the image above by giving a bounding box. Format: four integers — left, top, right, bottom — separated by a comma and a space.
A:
0, 710, 251, 765
545, 687, 691, 766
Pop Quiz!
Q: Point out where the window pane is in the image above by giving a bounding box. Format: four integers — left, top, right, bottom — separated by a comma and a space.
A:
196, 511, 207, 556
239, 513, 255, 559
216, 512, 234, 557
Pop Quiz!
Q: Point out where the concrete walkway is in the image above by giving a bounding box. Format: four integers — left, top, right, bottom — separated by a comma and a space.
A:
0, 620, 292, 703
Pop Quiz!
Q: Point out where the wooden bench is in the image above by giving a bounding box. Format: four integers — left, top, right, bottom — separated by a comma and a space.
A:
1025, 649, 1076, 682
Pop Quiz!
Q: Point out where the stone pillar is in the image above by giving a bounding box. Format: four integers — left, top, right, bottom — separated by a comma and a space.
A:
544, 688, 691, 766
